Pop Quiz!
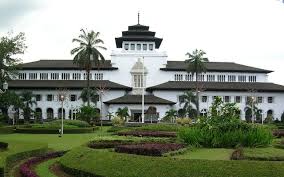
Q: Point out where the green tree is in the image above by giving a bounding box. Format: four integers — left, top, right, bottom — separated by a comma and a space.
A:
0, 32, 26, 87
77, 105, 98, 124
0, 91, 23, 123
185, 49, 208, 117
20, 90, 36, 122
179, 91, 197, 118
116, 107, 129, 121
164, 109, 178, 123
245, 96, 258, 123
80, 88, 99, 106
71, 29, 106, 106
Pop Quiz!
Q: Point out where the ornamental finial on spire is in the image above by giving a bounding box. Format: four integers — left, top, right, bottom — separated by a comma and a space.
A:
138, 11, 140, 24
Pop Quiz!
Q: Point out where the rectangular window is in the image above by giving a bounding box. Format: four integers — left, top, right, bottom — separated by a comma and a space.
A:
228, 75, 236, 82
70, 94, 77, 101
202, 96, 207, 103
212, 96, 218, 101
94, 73, 103, 80
174, 74, 183, 81
185, 74, 193, 81
178, 95, 185, 103
224, 96, 231, 103
143, 44, 147, 51
61, 73, 70, 80
268, 97, 273, 103
72, 73, 81, 80
137, 44, 141, 50
51, 73, 59, 80
217, 75, 226, 82
124, 43, 129, 50
35, 94, 41, 101
18, 73, 27, 80
40, 73, 48, 80
235, 96, 242, 103
83, 73, 92, 80
29, 73, 37, 80
207, 75, 215, 82
149, 44, 154, 51
47, 94, 53, 101
130, 44, 135, 50
238, 75, 246, 82
257, 97, 263, 103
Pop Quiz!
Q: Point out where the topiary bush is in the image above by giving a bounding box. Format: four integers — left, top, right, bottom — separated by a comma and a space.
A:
31, 120, 91, 129
135, 124, 180, 132
111, 117, 125, 126
0, 142, 8, 149
176, 118, 192, 126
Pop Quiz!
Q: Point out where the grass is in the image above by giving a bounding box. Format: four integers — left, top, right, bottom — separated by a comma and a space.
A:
60, 146, 284, 177
35, 158, 58, 177
173, 148, 234, 160
244, 147, 284, 160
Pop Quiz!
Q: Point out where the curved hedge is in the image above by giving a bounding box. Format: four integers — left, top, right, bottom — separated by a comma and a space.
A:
0, 142, 8, 150
14, 127, 96, 134
60, 147, 284, 177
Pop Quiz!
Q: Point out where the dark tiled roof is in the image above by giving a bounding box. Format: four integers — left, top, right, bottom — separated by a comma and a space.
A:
104, 94, 175, 105
8, 80, 131, 90
160, 61, 272, 73
20, 60, 118, 70
147, 81, 284, 92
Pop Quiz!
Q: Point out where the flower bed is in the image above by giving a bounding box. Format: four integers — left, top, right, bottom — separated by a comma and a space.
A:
117, 130, 176, 137
115, 143, 185, 156
0, 142, 8, 149
273, 130, 284, 137
19, 151, 65, 177
88, 140, 135, 149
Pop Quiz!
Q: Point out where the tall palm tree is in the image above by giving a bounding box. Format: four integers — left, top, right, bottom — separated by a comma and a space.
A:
179, 91, 197, 118
164, 109, 178, 123
185, 49, 208, 117
20, 90, 37, 122
79, 88, 99, 106
116, 107, 129, 121
71, 29, 106, 106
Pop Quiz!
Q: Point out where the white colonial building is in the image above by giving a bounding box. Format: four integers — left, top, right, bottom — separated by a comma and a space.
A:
7, 22, 284, 122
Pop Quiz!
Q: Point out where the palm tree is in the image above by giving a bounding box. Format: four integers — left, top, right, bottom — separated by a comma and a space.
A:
20, 90, 37, 122
164, 109, 178, 123
185, 49, 208, 117
79, 88, 99, 106
71, 29, 106, 106
116, 107, 129, 121
179, 91, 197, 118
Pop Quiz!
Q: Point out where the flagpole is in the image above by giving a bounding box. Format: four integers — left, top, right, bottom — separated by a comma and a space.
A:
142, 56, 145, 123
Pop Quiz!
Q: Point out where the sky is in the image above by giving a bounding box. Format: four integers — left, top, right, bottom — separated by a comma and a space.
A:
0, 0, 284, 84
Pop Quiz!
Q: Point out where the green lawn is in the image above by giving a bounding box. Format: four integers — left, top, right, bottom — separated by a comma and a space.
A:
60, 147, 284, 177
35, 158, 58, 177
244, 147, 284, 160
173, 148, 234, 160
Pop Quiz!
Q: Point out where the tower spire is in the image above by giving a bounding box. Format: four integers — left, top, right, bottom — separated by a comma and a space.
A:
138, 11, 140, 24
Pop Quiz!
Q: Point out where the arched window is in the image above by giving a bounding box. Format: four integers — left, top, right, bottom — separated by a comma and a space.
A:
201, 109, 208, 117
47, 108, 54, 119
35, 108, 42, 120
245, 107, 252, 123
256, 109, 263, 123
58, 108, 66, 119
267, 109, 273, 118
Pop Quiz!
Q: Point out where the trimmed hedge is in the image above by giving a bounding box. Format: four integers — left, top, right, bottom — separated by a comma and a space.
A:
20, 151, 65, 177
273, 130, 284, 138
0, 142, 8, 150
60, 147, 284, 177
117, 130, 176, 137
14, 127, 96, 134
88, 140, 135, 149
0, 126, 14, 134
115, 143, 185, 156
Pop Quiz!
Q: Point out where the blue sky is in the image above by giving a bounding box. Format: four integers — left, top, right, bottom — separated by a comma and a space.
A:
1, 0, 284, 84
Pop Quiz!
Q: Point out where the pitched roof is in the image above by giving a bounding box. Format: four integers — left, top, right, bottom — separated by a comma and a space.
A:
160, 61, 272, 73
147, 81, 284, 92
20, 60, 118, 70
104, 94, 175, 105
8, 80, 131, 90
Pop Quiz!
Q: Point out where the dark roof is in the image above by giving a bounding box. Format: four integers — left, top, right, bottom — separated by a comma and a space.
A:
161, 61, 272, 73
104, 94, 175, 105
147, 81, 284, 92
115, 24, 163, 49
20, 60, 118, 70
8, 80, 131, 90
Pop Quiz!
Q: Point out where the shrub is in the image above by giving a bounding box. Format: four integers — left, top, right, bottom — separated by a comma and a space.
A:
115, 143, 185, 156
176, 118, 192, 126
231, 148, 244, 160
117, 130, 177, 137
77, 106, 99, 124
178, 122, 273, 148
20, 151, 65, 177
0, 142, 8, 149
88, 140, 135, 149
31, 120, 90, 128
135, 124, 180, 132
111, 117, 125, 126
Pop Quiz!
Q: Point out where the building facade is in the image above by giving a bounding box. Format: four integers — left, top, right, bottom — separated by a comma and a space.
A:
7, 22, 284, 122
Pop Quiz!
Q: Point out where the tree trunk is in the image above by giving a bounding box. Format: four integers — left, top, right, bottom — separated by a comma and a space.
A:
87, 69, 90, 106
195, 72, 200, 118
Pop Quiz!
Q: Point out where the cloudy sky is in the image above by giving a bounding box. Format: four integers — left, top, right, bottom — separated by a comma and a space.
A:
0, 0, 284, 84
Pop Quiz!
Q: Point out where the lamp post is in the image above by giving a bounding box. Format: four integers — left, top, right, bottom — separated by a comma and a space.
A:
60, 94, 64, 136
141, 57, 145, 123
251, 96, 255, 123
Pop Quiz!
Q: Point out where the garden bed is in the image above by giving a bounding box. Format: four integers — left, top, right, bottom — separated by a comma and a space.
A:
273, 129, 284, 137
117, 130, 176, 137
20, 151, 65, 177
59, 147, 284, 177
115, 143, 185, 156
88, 140, 135, 149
